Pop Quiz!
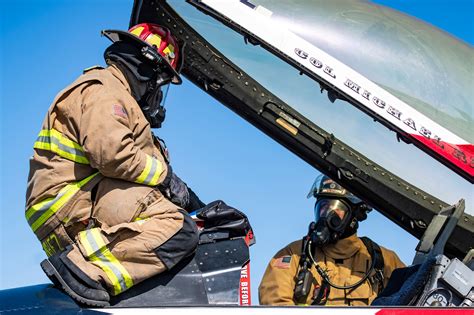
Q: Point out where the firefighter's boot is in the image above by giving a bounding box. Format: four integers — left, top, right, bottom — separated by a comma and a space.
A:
40, 246, 110, 307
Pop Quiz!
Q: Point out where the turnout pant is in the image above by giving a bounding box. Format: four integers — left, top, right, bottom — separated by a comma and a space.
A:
44, 178, 199, 296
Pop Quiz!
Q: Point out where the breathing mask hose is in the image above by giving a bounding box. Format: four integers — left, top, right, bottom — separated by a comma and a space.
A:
307, 240, 375, 290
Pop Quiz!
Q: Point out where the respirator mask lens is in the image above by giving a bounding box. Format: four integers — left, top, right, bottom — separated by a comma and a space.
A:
314, 199, 350, 230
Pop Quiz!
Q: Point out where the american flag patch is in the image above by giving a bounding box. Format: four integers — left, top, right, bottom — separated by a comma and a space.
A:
272, 255, 292, 269
112, 104, 128, 119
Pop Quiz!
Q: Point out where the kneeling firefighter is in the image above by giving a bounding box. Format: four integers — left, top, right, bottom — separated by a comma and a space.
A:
25, 23, 209, 306
259, 175, 405, 306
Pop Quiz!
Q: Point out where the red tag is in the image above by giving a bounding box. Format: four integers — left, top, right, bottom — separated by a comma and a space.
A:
239, 262, 251, 306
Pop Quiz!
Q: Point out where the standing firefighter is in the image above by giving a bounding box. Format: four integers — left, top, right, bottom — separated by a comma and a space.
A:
25, 23, 204, 306
259, 175, 405, 306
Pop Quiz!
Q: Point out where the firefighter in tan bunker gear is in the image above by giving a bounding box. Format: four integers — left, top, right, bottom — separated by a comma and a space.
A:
259, 175, 405, 306
25, 24, 204, 306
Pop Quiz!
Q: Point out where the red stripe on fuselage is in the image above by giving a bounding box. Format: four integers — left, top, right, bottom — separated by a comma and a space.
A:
410, 134, 474, 180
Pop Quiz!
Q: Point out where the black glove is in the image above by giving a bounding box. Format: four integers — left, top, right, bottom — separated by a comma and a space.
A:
187, 187, 206, 212
196, 200, 253, 240
159, 166, 205, 212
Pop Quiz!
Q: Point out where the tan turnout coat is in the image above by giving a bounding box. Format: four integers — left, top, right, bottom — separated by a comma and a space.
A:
26, 65, 185, 295
259, 234, 405, 306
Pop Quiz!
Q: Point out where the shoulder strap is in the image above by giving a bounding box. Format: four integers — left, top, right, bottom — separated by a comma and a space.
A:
360, 236, 384, 271
360, 236, 385, 293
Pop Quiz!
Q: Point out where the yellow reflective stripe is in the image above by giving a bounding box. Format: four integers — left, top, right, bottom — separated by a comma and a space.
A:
34, 129, 89, 164
78, 230, 95, 257
26, 173, 99, 232
133, 217, 150, 225
78, 228, 133, 295
78, 229, 121, 295
136, 155, 152, 183
26, 196, 56, 221
91, 229, 133, 291
162, 44, 174, 56
130, 26, 145, 37
146, 34, 162, 48
135, 155, 163, 186
149, 160, 163, 186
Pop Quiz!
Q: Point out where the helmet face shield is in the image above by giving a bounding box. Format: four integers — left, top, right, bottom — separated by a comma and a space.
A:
307, 174, 363, 205
307, 174, 348, 199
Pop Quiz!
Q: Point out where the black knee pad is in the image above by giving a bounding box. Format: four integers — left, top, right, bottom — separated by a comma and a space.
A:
154, 210, 199, 270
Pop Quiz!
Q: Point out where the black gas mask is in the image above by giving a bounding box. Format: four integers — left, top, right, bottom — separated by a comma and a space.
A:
137, 72, 172, 128
306, 174, 372, 248
310, 198, 358, 247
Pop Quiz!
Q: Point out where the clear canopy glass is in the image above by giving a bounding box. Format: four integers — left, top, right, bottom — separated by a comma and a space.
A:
169, 0, 473, 215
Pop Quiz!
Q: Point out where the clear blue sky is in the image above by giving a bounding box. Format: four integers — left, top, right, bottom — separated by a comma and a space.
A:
1, 0, 473, 305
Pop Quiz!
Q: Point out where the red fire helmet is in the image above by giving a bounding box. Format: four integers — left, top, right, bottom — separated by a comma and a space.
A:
102, 23, 182, 84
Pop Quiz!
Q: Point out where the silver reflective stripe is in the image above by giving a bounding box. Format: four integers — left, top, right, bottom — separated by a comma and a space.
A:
143, 158, 158, 185
36, 135, 87, 158
27, 190, 67, 226
85, 230, 128, 293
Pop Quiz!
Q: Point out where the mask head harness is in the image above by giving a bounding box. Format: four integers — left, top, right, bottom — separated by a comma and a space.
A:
102, 23, 183, 128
